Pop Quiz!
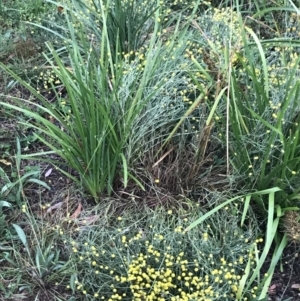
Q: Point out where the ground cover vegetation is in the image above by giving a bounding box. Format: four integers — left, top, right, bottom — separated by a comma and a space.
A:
1, 0, 300, 300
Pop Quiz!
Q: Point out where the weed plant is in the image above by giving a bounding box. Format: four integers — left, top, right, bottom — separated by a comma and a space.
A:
0, 204, 73, 300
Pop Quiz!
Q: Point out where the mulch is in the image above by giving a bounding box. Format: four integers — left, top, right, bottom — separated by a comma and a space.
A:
267, 244, 300, 301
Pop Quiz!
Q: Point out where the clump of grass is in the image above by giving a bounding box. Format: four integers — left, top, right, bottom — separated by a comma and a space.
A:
184, 4, 300, 205
220, 17, 300, 204
73, 0, 158, 58
1, 0, 214, 199
64, 205, 261, 300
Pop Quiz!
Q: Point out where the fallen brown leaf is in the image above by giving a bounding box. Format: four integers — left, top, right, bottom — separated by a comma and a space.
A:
268, 284, 276, 295
70, 202, 82, 219
0, 159, 11, 166
77, 215, 100, 225
46, 202, 63, 214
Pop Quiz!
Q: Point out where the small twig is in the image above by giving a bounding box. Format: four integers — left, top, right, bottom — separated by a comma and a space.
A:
117, 191, 142, 199
152, 147, 174, 168
280, 253, 296, 299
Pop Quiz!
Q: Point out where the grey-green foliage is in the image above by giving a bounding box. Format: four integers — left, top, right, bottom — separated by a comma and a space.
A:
67, 205, 258, 300
125, 33, 206, 160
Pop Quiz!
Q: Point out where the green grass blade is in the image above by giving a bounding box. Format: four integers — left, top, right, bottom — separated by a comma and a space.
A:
12, 224, 27, 248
